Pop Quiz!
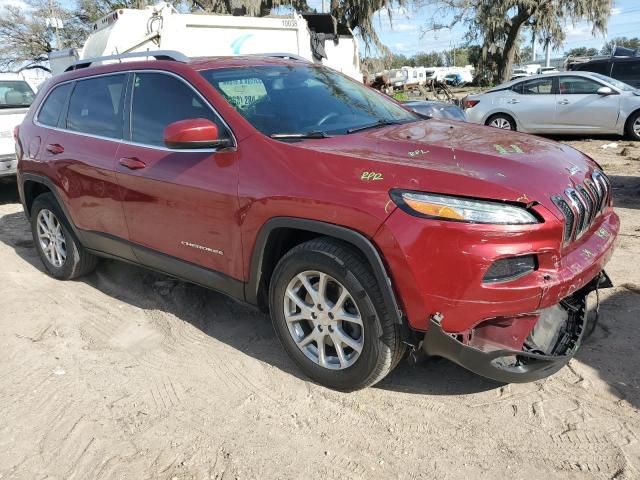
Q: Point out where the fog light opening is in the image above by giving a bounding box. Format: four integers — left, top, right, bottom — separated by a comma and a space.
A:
483, 254, 537, 283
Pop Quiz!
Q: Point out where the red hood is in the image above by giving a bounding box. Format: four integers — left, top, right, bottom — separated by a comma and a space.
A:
295, 119, 600, 215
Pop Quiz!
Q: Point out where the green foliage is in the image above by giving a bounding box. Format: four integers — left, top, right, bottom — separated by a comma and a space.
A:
392, 91, 409, 101
601, 37, 640, 55
566, 46, 599, 57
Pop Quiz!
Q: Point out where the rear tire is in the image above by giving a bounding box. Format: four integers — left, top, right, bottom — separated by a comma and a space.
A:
30, 193, 97, 279
269, 238, 405, 391
625, 111, 640, 141
486, 113, 517, 131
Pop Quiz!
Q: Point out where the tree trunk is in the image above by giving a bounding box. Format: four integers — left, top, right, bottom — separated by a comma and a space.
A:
497, 9, 530, 83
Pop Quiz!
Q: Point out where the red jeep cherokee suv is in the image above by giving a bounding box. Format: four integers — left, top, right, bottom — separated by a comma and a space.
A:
15, 52, 619, 391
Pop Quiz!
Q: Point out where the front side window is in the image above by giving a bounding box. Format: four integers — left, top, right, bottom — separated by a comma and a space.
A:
591, 72, 635, 91
0, 80, 35, 108
66, 74, 126, 139
558, 77, 602, 94
201, 65, 419, 137
38, 83, 72, 127
130, 72, 230, 147
521, 78, 553, 95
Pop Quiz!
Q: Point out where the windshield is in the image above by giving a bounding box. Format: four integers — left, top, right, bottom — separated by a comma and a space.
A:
201, 65, 419, 137
0, 80, 35, 108
591, 72, 636, 91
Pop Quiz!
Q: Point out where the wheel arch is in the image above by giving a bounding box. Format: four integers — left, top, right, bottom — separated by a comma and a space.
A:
484, 111, 518, 130
623, 107, 640, 135
246, 217, 404, 326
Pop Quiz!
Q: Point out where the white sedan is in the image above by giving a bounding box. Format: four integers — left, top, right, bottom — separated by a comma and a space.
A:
464, 71, 640, 140
0, 74, 36, 177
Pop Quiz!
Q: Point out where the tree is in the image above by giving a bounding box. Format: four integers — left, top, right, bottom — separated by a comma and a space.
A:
0, 0, 85, 71
566, 46, 599, 57
423, 0, 613, 83
601, 37, 640, 55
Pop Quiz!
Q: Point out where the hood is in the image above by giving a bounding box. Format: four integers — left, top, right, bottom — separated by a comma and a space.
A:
294, 119, 600, 215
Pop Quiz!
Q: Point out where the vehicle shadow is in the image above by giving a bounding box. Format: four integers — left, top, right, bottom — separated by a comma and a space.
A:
0, 209, 499, 395
609, 174, 640, 210
0, 178, 20, 205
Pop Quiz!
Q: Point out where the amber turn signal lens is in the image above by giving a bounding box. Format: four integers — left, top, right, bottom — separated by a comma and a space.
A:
403, 199, 465, 220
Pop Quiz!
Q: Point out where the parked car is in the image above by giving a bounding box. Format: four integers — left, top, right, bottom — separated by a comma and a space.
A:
568, 55, 640, 89
16, 52, 618, 391
444, 73, 464, 86
465, 71, 640, 139
402, 100, 467, 121
0, 74, 36, 177
537, 66, 559, 74
510, 68, 529, 81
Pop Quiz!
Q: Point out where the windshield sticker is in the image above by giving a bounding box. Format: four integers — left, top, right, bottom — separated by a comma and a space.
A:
361, 171, 384, 181
494, 144, 525, 154
217, 78, 267, 108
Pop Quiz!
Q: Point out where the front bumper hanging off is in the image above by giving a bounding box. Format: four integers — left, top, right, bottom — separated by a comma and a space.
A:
422, 272, 612, 383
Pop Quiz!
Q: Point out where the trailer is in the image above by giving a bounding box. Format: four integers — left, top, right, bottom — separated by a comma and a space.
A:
49, 2, 362, 80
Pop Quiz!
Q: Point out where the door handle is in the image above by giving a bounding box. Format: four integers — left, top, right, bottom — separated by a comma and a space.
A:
558, 100, 570, 105
119, 157, 146, 170
46, 143, 64, 155
507, 99, 520, 104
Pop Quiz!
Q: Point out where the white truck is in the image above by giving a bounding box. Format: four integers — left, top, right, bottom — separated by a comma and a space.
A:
0, 73, 38, 178
49, 2, 362, 80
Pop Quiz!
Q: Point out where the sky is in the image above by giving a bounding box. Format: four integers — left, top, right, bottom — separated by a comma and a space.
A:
2, 0, 640, 58
306, 0, 640, 57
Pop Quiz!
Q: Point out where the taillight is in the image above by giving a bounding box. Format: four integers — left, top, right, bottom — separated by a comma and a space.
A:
464, 99, 480, 108
13, 125, 19, 140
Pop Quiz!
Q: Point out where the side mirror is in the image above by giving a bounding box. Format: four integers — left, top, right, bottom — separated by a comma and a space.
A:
597, 86, 614, 96
163, 118, 230, 150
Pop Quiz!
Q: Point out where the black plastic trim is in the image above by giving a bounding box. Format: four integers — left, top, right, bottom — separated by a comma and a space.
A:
246, 217, 404, 325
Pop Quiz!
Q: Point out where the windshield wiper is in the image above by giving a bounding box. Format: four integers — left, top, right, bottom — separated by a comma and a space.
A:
270, 131, 330, 140
347, 119, 402, 134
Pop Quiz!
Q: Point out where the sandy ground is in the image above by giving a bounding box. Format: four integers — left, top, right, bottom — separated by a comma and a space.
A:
0, 138, 639, 480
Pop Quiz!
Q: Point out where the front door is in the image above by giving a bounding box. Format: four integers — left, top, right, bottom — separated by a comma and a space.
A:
555, 76, 620, 133
115, 71, 242, 280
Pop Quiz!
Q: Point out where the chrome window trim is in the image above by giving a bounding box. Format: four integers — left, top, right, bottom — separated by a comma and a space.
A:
33, 69, 237, 153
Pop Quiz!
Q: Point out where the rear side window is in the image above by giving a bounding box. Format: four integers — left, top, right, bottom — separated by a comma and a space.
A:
612, 61, 640, 82
66, 74, 126, 139
130, 72, 229, 147
521, 78, 553, 95
574, 61, 610, 76
38, 83, 72, 127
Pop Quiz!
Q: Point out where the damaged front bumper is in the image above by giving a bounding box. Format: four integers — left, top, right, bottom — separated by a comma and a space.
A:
422, 272, 611, 383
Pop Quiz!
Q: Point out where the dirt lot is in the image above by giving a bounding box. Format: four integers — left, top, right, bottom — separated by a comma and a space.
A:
0, 138, 639, 480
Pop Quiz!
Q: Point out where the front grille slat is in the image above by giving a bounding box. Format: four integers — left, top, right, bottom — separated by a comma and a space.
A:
554, 171, 609, 246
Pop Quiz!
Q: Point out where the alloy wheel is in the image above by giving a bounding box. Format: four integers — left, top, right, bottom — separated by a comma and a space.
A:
489, 117, 512, 129
36, 209, 67, 268
633, 118, 640, 136
283, 270, 364, 370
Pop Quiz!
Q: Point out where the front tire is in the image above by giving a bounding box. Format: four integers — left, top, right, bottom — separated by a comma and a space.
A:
30, 193, 97, 279
625, 111, 640, 141
269, 238, 405, 391
486, 113, 517, 131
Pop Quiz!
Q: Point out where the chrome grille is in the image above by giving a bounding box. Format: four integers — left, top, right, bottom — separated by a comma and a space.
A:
553, 171, 610, 245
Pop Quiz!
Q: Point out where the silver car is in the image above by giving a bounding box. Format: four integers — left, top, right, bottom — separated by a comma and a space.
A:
465, 71, 640, 140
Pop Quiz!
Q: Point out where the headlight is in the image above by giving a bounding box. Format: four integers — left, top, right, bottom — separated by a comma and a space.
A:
390, 190, 539, 225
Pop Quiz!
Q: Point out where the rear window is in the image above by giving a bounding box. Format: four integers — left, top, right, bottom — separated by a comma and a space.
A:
521, 78, 553, 94
66, 74, 126, 139
38, 83, 72, 127
0, 80, 35, 108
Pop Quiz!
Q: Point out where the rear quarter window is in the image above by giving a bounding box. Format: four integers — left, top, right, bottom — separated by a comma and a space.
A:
37, 83, 72, 127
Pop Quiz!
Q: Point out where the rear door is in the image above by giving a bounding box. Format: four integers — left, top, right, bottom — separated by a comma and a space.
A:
115, 71, 242, 279
38, 73, 131, 244
555, 75, 620, 133
500, 77, 557, 132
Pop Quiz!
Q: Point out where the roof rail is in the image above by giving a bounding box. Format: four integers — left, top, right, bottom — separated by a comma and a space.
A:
65, 50, 189, 72
249, 53, 310, 62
